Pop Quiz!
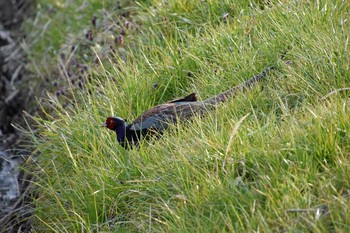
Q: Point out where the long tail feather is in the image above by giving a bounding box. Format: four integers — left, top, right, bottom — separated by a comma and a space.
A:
204, 66, 275, 105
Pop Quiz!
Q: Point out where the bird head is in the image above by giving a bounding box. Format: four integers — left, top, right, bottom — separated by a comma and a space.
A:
102, 116, 126, 131
102, 116, 129, 144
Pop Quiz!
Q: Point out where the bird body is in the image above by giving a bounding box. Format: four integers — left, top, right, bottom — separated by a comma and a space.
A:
103, 66, 275, 148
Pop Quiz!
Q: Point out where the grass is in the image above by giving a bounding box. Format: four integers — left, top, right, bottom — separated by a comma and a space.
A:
24, 0, 350, 232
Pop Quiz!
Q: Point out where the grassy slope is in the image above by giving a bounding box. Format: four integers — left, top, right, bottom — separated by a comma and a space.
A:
26, 0, 349, 232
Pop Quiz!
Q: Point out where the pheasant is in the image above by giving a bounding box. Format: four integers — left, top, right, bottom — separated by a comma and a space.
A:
102, 66, 275, 148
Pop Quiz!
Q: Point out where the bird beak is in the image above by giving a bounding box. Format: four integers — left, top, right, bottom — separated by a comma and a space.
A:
101, 122, 107, 127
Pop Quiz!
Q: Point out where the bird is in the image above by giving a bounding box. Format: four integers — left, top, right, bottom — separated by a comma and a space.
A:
102, 66, 275, 148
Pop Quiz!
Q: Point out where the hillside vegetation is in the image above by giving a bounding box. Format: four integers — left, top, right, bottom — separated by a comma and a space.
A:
26, 0, 349, 232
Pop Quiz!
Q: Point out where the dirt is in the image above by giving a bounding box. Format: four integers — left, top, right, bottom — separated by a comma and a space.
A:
0, 0, 35, 232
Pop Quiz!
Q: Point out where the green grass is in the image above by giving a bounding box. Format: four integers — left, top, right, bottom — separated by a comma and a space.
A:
25, 0, 350, 232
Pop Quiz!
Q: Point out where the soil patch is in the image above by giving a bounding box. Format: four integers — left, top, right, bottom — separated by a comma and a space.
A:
0, 0, 35, 232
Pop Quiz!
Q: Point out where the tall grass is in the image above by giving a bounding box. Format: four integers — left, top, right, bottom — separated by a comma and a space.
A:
26, 0, 350, 232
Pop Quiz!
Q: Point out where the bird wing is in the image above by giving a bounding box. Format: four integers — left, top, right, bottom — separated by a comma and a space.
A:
167, 93, 197, 103
129, 101, 210, 131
